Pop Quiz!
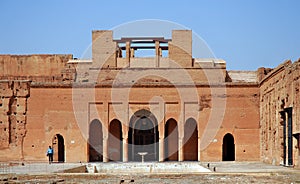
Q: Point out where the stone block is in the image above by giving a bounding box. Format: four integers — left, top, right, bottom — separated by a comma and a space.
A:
0, 81, 13, 97
0, 118, 9, 148
0, 98, 10, 114
15, 98, 27, 115
13, 81, 30, 97
0, 114, 9, 123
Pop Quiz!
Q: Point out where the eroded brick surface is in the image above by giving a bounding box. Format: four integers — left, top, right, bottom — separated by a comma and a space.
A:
0, 81, 30, 151
260, 59, 300, 167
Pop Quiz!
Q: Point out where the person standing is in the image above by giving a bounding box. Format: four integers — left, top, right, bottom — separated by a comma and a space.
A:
46, 146, 53, 164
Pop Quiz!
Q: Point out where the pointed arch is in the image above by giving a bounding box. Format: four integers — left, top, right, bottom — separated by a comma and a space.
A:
164, 118, 178, 161
89, 119, 103, 162
183, 118, 198, 161
108, 119, 123, 161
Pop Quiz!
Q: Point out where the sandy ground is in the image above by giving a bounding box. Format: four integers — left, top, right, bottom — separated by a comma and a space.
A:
0, 172, 300, 184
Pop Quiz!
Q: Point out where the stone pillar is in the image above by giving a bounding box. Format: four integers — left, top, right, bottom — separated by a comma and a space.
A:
155, 40, 160, 67
298, 134, 300, 168
123, 137, 128, 162
126, 41, 131, 63
178, 118, 184, 162
103, 136, 109, 162
178, 138, 183, 161
122, 125, 129, 162
279, 110, 286, 165
198, 137, 201, 161
130, 48, 135, 58
159, 136, 164, 162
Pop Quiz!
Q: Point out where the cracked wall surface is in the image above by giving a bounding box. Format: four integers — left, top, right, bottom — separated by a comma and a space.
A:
260, 59, 300, 167
0, 55, 75, 84
0, 81, 30, 152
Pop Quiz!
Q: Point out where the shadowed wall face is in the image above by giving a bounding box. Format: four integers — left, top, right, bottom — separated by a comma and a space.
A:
108, 119, 122, 161
89, 119, 103, 162
183, 118, 198, 161
165, 118, 178, 161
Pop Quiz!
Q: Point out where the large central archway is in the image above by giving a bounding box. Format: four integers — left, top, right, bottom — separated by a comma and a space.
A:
128, 109, 159, 162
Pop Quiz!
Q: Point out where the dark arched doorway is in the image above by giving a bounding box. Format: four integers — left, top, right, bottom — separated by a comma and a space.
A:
52, 134, 65, 162
222, 133, 235, 161
128, 109, 159, 162
183, 118, 198, 161
89, 119, 103, 162
108, 119, 123, 161
164, 118, 178, 161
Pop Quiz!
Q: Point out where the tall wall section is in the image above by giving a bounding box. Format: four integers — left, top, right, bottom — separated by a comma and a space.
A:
0, 54, 81, 162
23, 87, 87, 162
0, 80, 30, 160
260, 59, 300, 167
200, 84, 260, 161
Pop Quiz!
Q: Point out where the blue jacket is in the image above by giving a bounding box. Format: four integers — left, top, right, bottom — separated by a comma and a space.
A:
47, 148, 53, 154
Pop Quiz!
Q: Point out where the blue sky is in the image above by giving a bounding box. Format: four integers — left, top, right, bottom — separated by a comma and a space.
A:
0, 0, 299, 70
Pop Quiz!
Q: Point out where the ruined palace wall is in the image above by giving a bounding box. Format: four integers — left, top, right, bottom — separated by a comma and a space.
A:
200, 85, 260, 161
14, 83, 260, 163
260, 60, 300, 167
0, 81, 30, 161
23, 88, 87, 162
0, 55, 74, 82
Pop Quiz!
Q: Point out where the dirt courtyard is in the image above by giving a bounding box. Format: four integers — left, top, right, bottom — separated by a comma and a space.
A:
0, 172, 300, 184
0, 162, 299, 183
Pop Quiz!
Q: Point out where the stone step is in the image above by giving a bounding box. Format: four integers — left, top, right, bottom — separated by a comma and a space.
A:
86, 162, 211, 174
